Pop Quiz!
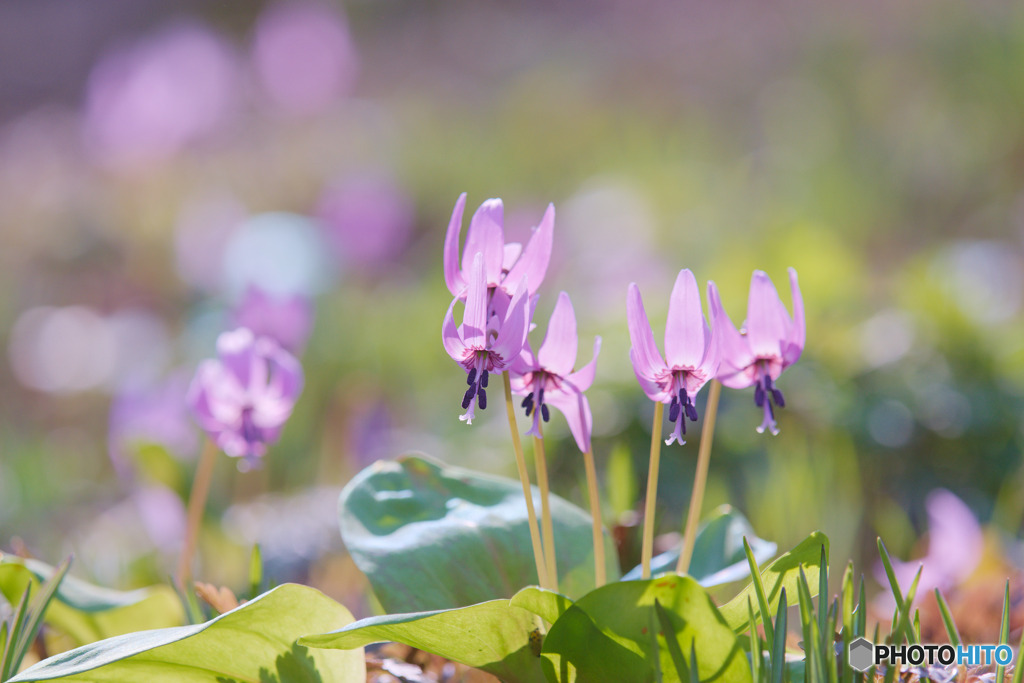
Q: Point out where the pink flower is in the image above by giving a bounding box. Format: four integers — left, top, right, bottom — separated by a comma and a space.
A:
511, 292, 601, 452
442, 253, 530, 424
709, 268, 804, 435
627, 269, 720, 446
231, 285, 314, 354
187, 328, 303, 468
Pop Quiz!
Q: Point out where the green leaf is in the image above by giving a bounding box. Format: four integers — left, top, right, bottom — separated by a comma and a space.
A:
0, 556, 184, 648
622, 506, 777, 585
339, 454, 620, 612
10, 584, 362, 682
301, 599, 547, 683
509, 586, 574, 625
540, 576, 752, 683
720, 532, 829, 634
770, 590, 787, 683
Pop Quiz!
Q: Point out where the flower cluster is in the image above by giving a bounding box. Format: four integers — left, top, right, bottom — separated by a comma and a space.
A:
441, 193, 805, 445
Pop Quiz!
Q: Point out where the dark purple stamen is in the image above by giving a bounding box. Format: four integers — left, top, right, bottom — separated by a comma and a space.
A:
754, 384, 765, 407
753, 367, 785, 434
478, 388, 487, 410
541, 404, 550, 422
685, 402, 698, 421
462, 385, 476, 409
467, 368, 477, 386
241, 408, 263, 445
480, 370, 489, 388
772, 389, 785, 407
668, 397, 681, 423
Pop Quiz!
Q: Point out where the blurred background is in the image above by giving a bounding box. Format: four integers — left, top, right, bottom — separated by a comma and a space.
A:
3, 0, 1024, 629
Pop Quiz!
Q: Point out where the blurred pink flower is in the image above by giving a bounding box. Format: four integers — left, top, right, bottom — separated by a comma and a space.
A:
627, 270, 720, 446
251, 1, 358, 116
232, 285, 314, 354
442, 253, 530, 424
710, 269, 804, 435
316, 173, 414, 269
188, 328, 304, 468
83, 23, 240, 168
108, 372, 198, 478
511, 292, 600, 452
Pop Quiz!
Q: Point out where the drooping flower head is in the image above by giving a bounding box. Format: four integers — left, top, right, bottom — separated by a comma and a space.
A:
442, 253, 531, 424
709, 268, 804, 435
231, 285, 314, 354
443, 194, 554, 315
511, 292, 601, 452
187, 327, 304, 469
627, 269, 720, 446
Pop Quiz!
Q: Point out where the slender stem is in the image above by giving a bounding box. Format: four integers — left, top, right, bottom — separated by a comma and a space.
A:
640, 401, 665, 580
503, 371, 550, 589
178, 438, 218, 584
583, 447, 606, 587
676, 380, 722, 575
532, 431, 558, 592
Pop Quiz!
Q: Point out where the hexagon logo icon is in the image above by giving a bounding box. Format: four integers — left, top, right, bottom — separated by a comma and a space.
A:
848, 637, 874, 672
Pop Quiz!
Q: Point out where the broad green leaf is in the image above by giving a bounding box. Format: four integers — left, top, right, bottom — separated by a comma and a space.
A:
10, 584, 362, 682
622, 506, 777, 586
541, 576, 752, 683
0, 556, 184, 647
509, 586, 574, 625
301, 598, 547, 683
339, 454, 620, 612
719, 532, 829, 633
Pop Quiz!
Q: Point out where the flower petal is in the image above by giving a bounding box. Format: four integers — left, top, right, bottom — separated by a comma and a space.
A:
502, 242, 522, 272
546, 389, 593, 453
461, 252, 488, 349
463, 198, 505, 286
783, 267, 805, 367
443, 193, 467, 297
442, 296, 468, 362
491, 277, 530, 368
696, 282, 721, 377
664, 269, 707, 370
626, 283, 667, 380
510, 340, 539, 379
629, 349, 670, 402
563, 336, 601, 393
746, 270, 789, 360
708, 280, 754, 379
537, 291, 579, 377
217, 327, 258, 388
505, 203, 554, 296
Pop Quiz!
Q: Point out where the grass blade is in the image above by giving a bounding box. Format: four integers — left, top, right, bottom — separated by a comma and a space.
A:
248, 544, 263, 600
13, 556, 71, 669
997, 580, 1010, 683
1, 584, 31, 681
744, 537, 775, 653
770, 589, 788, 683
933, 589, 961, 647
817, 546, 828, 657
748, 597, 762, 683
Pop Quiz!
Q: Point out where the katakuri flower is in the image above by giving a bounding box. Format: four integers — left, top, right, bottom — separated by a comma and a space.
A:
443, 194, 554, 313
187, 327, 304, 468
511, 292, 601, 452
231, 285, 314, 354
627, 269, 720, 446
709, 268, 804, 435
442, 252, 531, 424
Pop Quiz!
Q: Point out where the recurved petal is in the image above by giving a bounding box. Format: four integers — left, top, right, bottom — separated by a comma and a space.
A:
708, 280, 755, 376
783, 267, 805, 367
696, 283, 721, 377
442, 296, 467, 361
546, 389, 593, 453
217, 327, 258, 388
629, 349, 671, 402
537, 291, 578, 377
491, 277, 531, 368
746, 270, 789, 360
510, 340, 539, 379
664, 269, 707, 370
464, 198, 505, 286
462, 252, 488, 349
443, 193, 467, 297
505, 203, 554, 296
564, 336, 601, 393
626, 283, 667, 380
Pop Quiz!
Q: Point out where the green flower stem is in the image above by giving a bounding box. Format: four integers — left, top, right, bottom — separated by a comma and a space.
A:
178, 438, 218, 585
503, 371, 550, 590
583, 447, 606, 587
532, 432, 558, 592
676, 380, 722, 575
640, 401, 665, 579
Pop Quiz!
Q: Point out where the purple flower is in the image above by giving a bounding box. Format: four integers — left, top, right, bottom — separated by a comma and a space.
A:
443, 194, 554, 312
108, 372, 199, 478
442, 253, 531, 424
511, 292, 601, 452
316, 172, 414, 269
231, 285, 314, 354
627, 269, 720, 446
187, 328, 303, 468
709, 268, 804, 435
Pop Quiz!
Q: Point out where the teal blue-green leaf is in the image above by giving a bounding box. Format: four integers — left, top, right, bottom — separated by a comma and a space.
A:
9, 584, 362, 682
509, 586, 574, 625
719, 531, 830, 633
0, 556, 184, 647
541, 576, 752, 683
339, 454, 620, 612
622, 506, 777, 585
301, 598, 547, 683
